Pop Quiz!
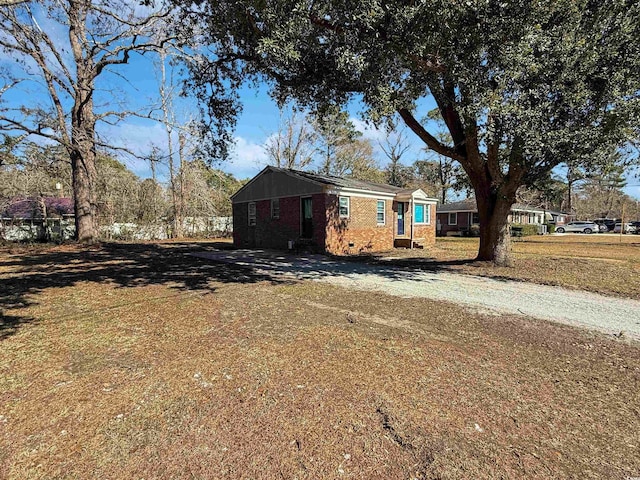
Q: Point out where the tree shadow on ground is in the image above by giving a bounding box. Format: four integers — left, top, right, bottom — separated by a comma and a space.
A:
0, 241, 284, 340
190, 246, 484, 284
1, 241, 495, 341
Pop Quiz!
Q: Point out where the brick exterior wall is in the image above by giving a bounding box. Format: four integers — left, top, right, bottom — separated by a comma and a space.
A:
233, 194, 327, 250
413, 204, 436, 245
437, 211, 472, 236
325, 195, 395, 255
436, 209, 543, 236
393, 202, 436, 245
233, 196, 302, 249
235, 193, 435, 254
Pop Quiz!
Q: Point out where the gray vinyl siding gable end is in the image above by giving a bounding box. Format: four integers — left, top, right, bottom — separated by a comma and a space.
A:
232, 169, 324, 204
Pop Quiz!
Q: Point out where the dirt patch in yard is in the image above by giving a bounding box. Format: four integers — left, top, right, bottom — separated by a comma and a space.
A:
1, 243, 639, 479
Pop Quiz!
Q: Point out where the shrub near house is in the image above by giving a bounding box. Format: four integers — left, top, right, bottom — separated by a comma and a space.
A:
231, 167, 437, 254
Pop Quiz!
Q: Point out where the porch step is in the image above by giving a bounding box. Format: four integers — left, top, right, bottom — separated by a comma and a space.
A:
394, 238, 426, 249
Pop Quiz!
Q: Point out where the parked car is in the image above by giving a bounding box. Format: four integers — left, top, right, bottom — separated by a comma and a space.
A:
631, 221, 640, 234
613, 223, 637, 234
555, 221, 599, 234
593, 218, 618, 232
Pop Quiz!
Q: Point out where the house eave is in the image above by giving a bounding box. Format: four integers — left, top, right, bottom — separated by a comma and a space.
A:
327, 186, 398, 199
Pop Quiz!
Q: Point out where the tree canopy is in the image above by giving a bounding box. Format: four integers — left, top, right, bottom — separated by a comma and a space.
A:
179, 0, 640, 264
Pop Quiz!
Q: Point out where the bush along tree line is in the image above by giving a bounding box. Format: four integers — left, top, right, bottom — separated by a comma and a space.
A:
177, 0, 640, 266
0, 139, 244, 240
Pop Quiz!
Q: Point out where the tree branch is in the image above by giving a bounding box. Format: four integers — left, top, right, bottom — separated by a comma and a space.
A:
0, 115, 65, 145
398, 108, 465, 162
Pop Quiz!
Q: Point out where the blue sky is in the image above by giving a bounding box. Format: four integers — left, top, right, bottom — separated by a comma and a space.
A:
0, 6, 638, 200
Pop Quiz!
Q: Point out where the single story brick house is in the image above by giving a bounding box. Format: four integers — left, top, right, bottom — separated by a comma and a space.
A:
231, 166, 438, 254
436, 198, 553, 236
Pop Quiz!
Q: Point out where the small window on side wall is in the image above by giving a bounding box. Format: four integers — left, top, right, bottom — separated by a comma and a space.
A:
448, 212, 457, 225
248, 202, 256, 226
271, 198, 280, 219
339, 196, 349, 218
376, 200, 385, 224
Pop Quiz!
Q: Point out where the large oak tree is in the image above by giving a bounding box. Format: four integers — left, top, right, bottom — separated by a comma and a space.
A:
179, 0, 640, 265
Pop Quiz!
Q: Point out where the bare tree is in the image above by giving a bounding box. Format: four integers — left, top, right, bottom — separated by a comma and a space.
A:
380, 126, 412, 187
0, 1, 175, 242
333, 138, 383, 182
264, 107, 315, 170
155, 47, 185, 237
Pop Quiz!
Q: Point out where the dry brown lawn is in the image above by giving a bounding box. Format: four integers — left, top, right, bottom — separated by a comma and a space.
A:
1, 242, 639, 479
377, 234, 640, 299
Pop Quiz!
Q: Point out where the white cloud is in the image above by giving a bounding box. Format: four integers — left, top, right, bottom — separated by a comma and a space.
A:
97, 120, 167, 178
350, 117, 387, 143
101, 121, 167, 153
221, 136, 268, 179
99, 120, 270, 181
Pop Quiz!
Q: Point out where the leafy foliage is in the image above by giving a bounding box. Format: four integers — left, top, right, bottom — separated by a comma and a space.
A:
178, 0, 640, 263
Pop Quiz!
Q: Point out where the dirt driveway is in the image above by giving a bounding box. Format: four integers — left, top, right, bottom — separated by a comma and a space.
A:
193, 249, 640, 341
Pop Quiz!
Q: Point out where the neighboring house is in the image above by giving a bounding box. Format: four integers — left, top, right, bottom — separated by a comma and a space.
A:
231, 166, 438, 254
545, 210, 571, 226
1, 196, 75, 241
436, 198, 552, 236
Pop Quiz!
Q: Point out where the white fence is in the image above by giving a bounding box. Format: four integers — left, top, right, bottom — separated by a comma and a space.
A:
1, 216, 233, 242
0, 217, 75, 242
101, 217, 233, 241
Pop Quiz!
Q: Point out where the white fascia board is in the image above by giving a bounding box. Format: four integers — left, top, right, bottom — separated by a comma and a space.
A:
410, 189, 438, 203
326, 186, 397, 200
513, 207, 545, 213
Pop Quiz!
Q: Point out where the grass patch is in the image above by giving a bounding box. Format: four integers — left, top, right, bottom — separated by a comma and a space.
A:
1, 243, 639, 478
378, 235, 640, 298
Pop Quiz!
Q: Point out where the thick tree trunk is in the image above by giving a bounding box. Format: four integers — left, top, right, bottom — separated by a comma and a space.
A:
71, 135, 98, 243
70, 76, 98, 242
68, 2, 98, 243
397, 107, 522, 266
475, 190, 516, 266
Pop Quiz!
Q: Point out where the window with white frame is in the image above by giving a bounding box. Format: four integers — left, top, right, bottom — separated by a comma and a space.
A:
414, 203, 430, 224
248, 202, 256, 226
448, 212, 457, 225
472, 212, 480, 224
339, 196, 350, 218
271, 198, 280, 219
376, 200, 385, 224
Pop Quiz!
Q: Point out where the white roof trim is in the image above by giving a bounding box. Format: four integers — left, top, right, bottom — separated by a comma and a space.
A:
329, 186, 398, 199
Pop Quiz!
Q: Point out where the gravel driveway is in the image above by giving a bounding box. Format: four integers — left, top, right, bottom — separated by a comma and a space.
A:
193, 249, 640, 341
